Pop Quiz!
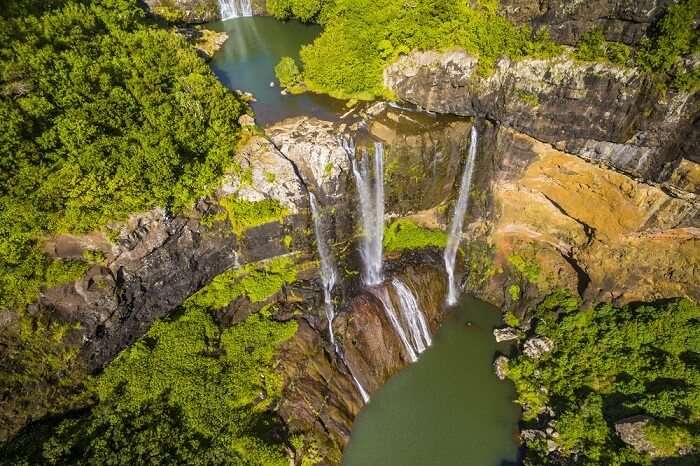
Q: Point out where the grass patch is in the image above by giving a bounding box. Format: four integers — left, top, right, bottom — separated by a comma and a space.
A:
383, 219, 447, 252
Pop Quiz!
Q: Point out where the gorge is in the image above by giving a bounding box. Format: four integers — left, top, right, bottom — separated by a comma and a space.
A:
0, 1, 698, 466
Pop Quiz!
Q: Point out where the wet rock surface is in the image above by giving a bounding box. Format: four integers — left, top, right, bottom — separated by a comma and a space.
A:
276, 262, 447, 460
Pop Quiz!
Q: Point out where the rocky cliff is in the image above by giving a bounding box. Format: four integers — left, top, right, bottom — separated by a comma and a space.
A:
384, 50, 699, 192
499, 0, 674, 45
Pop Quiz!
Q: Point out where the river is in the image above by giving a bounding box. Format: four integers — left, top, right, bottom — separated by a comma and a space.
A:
208, 17, 345, 126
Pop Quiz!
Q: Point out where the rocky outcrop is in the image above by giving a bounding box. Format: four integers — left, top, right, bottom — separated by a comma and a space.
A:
145, 0, 220, 23
499, 0, 673, 46
267, 107, 472, 215
384, 51, 699, 187
614, 416, 659, 456
469, 126, 699, 308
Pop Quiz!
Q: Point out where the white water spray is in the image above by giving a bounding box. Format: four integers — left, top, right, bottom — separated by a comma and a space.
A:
370, 286, 418, 363
218, 0, 252, 19
347, 140, 385, 286
309, 192, 338, 346
444, 126, 479, 306
309, 192, 369, 403
392, 278, 432, 353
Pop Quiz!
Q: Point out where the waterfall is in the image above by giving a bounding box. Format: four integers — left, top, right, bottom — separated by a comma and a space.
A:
370, 286, 418, 363
347, 140, 385, 286
309, 192, 338, 346
218, 0, 252, 19
392, 278, 432, 353
444, 126, 479, 306
309, 192, 369, 403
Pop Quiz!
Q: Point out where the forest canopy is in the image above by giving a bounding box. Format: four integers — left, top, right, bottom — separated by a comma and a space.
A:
0, 0, 246, 310
273, 0, 700, 99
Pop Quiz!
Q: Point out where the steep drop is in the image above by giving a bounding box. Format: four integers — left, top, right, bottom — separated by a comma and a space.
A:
444, 126, 478, 305
218, 0, 252, 19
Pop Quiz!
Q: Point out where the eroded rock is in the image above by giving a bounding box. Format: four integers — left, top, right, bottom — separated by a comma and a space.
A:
494, 327, 519, 342
494, 355, 510, 380
384, 50, 699, 184
524, 337, 554, 359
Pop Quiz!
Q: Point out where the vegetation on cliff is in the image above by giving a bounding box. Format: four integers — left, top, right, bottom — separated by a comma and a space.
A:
275, 0, 561, 100
574, 0, 700, 92
0, 0, 247, 310
0, 258, 300, 465
507, 296, 700, 464
276, 0, 699, 99
383, 219, 447, 252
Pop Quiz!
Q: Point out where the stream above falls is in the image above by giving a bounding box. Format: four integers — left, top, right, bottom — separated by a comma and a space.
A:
207, 17, 346, 126
343, 297, 521, 466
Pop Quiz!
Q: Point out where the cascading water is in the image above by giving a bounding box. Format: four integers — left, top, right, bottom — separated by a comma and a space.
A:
370, 287, 418, 363
444, 126, 479, 306
346, 138, 433, 363
347, 140, 385, 286
309, 192, 370, 403
218, 0, 252, 19
309, 192, 337, 346
391, 278, 432, 353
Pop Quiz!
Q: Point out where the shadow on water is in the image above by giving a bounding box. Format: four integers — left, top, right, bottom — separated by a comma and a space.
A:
207, 16, 346, 126
343, 296, 523, 466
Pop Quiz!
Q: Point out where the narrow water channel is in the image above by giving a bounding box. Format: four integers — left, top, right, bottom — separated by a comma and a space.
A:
208, 17, 345, 126
343, 297, 521, 466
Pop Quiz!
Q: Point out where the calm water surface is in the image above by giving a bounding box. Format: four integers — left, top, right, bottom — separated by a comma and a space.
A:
343, 297, 521, 466
208, 17, 345, 126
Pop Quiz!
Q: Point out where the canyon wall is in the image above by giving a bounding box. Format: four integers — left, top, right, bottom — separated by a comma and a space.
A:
499, 0, 674, 45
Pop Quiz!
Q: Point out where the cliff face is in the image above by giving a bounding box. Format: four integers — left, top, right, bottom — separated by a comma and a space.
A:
499, 0, 673, 45
468, 125, 699, 311
384, 51, 699, 192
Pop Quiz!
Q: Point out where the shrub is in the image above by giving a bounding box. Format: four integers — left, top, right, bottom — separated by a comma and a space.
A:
275, 56, 303, 88
507, 298, 700, 463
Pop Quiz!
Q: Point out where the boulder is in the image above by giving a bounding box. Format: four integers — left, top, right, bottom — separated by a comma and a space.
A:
494, 355, 510, 380
494, 327, 519, 342
524, 337, 554, 359
614, 415, 657, 456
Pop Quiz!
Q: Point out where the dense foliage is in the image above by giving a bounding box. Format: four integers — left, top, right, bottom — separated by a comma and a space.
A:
267, 0, 329, 23
0, 0, 246, 310
215, 196, 289, 235
507, 297, 700, 465
1, 258, 300, 465
277, 0, 699, 99
383, 219, 447, 252
574, 0, 699, 91
287, 0, 560, 99
637, 0, 699, 91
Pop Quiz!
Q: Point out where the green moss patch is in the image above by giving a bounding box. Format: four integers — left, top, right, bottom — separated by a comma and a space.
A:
383, 219, 447, 252
217, 197, 288, 236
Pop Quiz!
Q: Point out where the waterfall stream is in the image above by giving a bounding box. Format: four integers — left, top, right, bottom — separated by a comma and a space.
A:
444, 126, 478, 306
348, 140, 385, 286
371, 287, 418, 363
346, 137, 432, 363
392, 278, 432, 353
309, 192, 337, 346
218, 0, 252, 19
309, 192, 370, 403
